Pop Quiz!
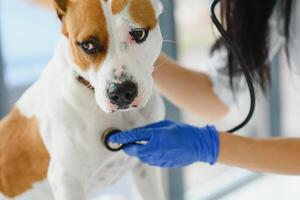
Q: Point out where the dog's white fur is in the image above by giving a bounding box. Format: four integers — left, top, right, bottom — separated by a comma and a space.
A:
0, 0, 166, 199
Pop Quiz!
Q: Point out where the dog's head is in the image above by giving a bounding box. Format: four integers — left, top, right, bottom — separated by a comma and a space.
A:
54, 0, 163, 113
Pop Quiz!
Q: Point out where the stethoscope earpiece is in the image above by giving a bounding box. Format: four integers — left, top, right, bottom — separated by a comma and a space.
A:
102, 128, 123, 152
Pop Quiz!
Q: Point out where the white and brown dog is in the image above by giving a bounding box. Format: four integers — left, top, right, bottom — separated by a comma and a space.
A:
0, 0, 166, 199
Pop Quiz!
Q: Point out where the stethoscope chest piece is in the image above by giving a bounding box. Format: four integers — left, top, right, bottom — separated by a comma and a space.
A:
102, 128, 123, 152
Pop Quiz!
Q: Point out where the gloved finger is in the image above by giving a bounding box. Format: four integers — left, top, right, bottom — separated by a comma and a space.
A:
139, 156, 166, 167
124, 144, 159, 158
160, 162, 177, 169
159, 150, 176, 160
148, 151, 181, 168
160, 153, 191, 168
156, 152, 167, 162
159, 161, 170, 168
108, 129, 152, 145
123, 144, 145, 157
136, 133, 167, 156
139, 120, 175, 129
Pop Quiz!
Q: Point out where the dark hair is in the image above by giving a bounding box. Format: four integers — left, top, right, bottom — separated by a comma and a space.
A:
212, 0, 294, 92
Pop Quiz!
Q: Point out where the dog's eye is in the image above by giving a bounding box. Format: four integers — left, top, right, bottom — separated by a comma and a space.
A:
80, 41, 97, 54
130, 28, 150, 44
77, 40, 103, 54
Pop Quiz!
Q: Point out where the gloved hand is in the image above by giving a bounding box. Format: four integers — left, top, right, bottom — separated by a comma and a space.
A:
109, 120, 220, 168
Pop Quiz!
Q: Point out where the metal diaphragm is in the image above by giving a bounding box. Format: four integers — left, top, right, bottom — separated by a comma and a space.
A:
102, 128, 123, 152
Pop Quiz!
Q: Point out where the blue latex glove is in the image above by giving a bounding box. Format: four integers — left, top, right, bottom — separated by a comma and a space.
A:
109, 120, 220, 168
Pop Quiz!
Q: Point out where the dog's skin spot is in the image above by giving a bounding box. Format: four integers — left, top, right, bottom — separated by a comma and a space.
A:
129, 0, 157, 29
0, 108, 50, 198
55, 0, 109, 71
122, 65, 127, 70
127, 119, 137, 126
105, 162, 115, 169
110, 68, 131, 84
111, 0, 129, 15
120, 42, 129, 52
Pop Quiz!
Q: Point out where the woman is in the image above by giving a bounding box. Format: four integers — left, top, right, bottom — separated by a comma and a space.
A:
110, 0, 300, 175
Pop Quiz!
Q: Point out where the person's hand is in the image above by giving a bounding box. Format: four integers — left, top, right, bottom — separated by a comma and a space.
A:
109, 120, 220, 168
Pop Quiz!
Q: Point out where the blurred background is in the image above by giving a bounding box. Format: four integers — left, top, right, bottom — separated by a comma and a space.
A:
1, 0, 300, 199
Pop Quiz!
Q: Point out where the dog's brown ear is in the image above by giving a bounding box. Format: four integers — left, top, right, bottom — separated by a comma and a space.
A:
53, 0, 68, 20
53, 0, 70, 37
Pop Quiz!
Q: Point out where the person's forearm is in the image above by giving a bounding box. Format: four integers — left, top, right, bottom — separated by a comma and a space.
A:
153, 53, 229, 121
219, 132, 300, 175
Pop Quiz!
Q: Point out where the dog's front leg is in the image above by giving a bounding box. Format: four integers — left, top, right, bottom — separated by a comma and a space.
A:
133, 163, 166, 200
48, 160, 87, 200
46, 127, 88, 200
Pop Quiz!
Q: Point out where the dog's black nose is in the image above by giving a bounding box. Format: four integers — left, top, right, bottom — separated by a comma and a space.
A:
107, 81, 138, 109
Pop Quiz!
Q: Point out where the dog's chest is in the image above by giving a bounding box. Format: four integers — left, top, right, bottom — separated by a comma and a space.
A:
87, 152, 138, 197
84, 110, 153, 196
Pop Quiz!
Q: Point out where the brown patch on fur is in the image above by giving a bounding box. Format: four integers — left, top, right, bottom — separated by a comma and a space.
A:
60, 0, 109, 70
111, 0, 129, 15
0, 108, 50, 198
129, 0, 157, 29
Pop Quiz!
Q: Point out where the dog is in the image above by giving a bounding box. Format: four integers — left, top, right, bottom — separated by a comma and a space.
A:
0, 0, 166, 199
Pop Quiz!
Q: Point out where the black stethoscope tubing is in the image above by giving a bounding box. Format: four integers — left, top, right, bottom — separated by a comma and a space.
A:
210, 0, 256, 133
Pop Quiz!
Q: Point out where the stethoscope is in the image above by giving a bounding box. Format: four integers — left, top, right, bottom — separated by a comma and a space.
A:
103, 0, 256, 152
